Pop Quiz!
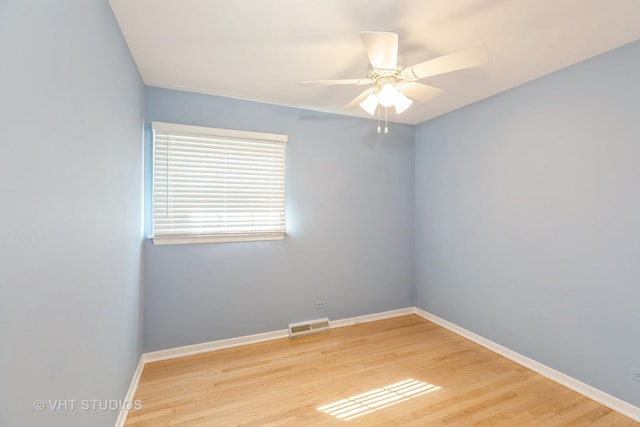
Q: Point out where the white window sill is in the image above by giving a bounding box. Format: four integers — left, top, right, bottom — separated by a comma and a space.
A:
151, 232, 286, 245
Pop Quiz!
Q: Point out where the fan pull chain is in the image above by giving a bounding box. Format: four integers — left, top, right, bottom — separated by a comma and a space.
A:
385, 107, 389, 134
374, 106, 390, 134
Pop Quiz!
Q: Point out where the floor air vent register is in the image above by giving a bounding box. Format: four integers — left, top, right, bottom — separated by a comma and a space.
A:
288, 318, 331, 338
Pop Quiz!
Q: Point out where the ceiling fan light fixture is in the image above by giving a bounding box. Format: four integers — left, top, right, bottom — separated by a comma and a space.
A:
359, 93, 378, 115
377, 83, 399, 108
301, 32, 489, 129
394, 92, 413, 114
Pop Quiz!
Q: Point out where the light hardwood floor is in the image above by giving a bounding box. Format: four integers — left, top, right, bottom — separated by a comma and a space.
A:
125, 315, 638, 426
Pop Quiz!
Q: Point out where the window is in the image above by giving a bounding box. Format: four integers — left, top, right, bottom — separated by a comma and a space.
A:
151, 121, 287, 245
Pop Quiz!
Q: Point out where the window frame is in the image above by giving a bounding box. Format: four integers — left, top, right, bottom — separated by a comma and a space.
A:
150, 121, 287, 245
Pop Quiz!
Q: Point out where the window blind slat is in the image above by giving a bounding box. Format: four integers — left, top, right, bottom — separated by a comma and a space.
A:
152, 122, 287, 244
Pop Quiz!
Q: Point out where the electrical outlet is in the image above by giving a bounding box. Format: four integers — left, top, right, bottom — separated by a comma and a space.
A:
631, 369, 640, 383
315, 300, 326, 309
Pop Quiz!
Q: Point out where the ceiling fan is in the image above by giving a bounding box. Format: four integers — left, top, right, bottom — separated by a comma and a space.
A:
301, 31, 488, 132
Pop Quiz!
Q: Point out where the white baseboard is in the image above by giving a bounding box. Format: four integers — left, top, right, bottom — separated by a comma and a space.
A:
114, 356, 145, 427
413, 307, 640, 422
330, 307, 415, 328
143, 328, 289, 364
143, 307, 415, 364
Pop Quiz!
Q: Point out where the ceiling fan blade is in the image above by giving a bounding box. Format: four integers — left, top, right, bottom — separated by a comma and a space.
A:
299, 78, 373, 86
401, 44, 488, 80
360, 31, 398, 70
399, 82, 444, 103
343, 87, 377, 109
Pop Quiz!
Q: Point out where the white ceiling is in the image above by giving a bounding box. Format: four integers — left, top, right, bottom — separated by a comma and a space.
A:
109, 0, 640, 125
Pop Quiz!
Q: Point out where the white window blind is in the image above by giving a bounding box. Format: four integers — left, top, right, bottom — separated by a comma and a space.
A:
151, 121, 287, 245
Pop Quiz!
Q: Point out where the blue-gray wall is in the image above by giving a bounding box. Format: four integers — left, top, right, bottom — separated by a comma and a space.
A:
414, 40, 640, 406
0, 2, 144, 426
143, 87, 415, 352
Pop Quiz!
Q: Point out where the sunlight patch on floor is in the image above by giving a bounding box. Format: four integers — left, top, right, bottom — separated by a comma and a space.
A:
317, 378, 441, 421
